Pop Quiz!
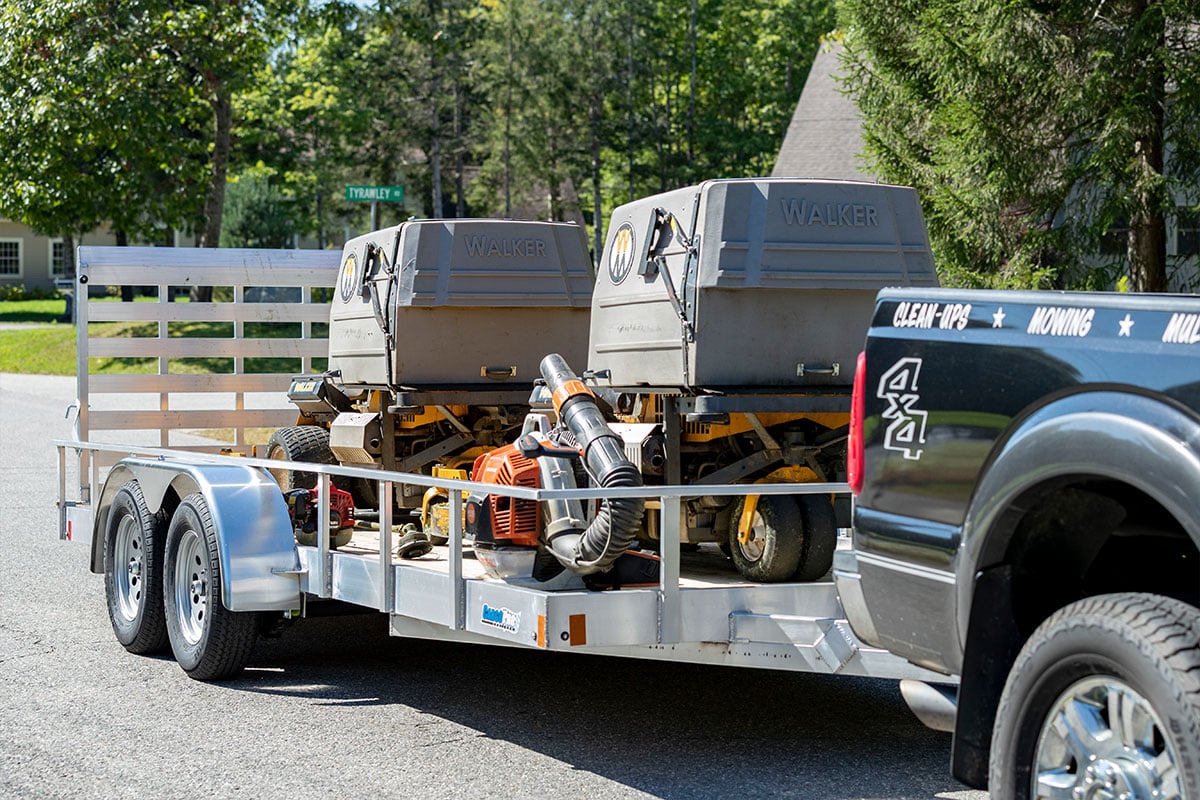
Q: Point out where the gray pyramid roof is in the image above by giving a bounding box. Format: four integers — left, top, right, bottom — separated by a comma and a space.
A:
772, 42, 874, 181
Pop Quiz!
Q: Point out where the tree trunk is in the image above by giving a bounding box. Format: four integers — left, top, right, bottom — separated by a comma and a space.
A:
200, 92, 231, 249
116, 230, 134, 302
687, 0, 696, 167
454, 79, 465, 218
428, 0, 443, 219
1126, 0, 1167, 293
591, 99, 604, 260
193, 90, 231, 303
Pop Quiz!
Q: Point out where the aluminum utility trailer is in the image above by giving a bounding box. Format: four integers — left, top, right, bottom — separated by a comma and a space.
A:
55, 245, 951, 685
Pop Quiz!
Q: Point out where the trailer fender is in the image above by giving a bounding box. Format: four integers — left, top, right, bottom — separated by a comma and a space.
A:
91, 457, 301, 612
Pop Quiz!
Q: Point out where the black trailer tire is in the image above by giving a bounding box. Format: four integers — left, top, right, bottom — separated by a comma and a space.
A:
163, 493, 259, 680
103, 481, 169, 654
266, 425, 336, 491
989, 593, 1200, 799
793, 495, 837, 582
727, 495, 804, 582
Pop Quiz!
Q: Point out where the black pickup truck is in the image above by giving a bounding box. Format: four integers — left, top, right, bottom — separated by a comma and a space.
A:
834, 287, 1200, 798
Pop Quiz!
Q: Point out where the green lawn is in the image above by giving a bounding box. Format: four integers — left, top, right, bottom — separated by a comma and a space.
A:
0, 298, 70, 324
0, 299, 327, 376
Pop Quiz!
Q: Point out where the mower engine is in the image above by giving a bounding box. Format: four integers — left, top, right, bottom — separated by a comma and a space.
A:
285, 483, 355, 549
465, 442, 546, 581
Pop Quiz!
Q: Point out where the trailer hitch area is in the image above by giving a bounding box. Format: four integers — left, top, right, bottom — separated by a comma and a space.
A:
736, 494, 761, 546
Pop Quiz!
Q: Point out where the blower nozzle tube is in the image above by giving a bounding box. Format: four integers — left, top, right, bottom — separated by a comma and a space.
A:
539, 353, 644, 574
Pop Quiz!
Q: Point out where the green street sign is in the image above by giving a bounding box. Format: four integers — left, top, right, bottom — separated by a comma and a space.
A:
345, 185, 405, 203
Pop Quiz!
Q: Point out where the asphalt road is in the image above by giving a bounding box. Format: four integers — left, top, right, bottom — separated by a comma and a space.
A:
0, 371, 989, 800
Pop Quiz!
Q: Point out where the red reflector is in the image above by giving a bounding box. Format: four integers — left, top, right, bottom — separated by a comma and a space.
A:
847, 351, 867, 495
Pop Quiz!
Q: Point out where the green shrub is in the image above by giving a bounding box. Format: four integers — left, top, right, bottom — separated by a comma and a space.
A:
0, 285, 62, 301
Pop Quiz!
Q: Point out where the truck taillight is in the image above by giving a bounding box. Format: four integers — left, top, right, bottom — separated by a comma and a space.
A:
848, 351, 866, 495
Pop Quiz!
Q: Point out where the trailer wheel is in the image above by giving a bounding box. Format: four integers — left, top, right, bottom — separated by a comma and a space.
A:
103, 481, 169, 654
164, 493, 259, 680
989, 593, 1200, 799
727, 495, 804, 582
793, 495, 837, 582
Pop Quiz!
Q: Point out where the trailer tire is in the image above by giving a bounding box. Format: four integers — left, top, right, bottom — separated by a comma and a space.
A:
164, 493, 259, 680
989, 593, 1200, 799
727, 495, 804, 582
793, 495, 837, 582
103, 481, 169, 654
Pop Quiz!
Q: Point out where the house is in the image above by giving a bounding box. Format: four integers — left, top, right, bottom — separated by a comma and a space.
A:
0, 219, 121, 293
772, 42, 871, 183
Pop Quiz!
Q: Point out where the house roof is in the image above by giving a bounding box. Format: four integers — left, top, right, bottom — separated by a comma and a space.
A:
771, 42, 874, 182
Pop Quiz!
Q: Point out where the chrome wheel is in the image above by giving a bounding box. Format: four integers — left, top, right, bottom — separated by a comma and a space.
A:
172, 528, 208, 646
1033, 676, 1182, 800
112, 513, 145, 623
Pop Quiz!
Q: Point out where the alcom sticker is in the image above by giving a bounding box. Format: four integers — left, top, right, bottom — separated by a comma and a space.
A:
481, 603, 521, 634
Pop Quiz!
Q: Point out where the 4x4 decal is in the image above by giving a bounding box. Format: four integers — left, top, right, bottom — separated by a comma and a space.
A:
878, 358, 927, 460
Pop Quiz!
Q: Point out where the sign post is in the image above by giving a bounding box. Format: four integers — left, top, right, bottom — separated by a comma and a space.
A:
345, 185, 406, 231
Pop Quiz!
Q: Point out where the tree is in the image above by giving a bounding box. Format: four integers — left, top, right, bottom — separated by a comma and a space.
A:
236, 1, 371, 246
148, 1, 297, 249
220, 167, 296, 248
0, 0, 209, 272
838, 0, 1200, 290
0, 0, 293, 284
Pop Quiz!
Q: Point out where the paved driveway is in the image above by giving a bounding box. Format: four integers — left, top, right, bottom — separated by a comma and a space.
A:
0, 371, 988, 800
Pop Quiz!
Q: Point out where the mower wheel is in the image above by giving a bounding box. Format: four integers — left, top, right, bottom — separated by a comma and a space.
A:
793, 495, 837, 582
727, 495, 804, 582
423, 495, 450, 546
267, 426, 336, 491
267, 425, 378, 509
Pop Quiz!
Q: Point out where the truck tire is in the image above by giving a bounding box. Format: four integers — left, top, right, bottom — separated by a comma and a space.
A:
266, 425, 336, 491
989, 593, 1200, 799
164, 493, 259, 680
794, 495, 837, 582
103, 480, 169, 654
727, 495, 804, 582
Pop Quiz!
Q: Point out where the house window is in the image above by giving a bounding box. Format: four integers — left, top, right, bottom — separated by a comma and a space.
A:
1177, 208, 1200, 257
0, 239, 20, 276
1100, 216, 1128, 257
49, 239, 68, 277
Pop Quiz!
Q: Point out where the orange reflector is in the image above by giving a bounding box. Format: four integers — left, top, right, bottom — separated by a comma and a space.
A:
537, 615, 547, 648
569, 614, 587, 646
